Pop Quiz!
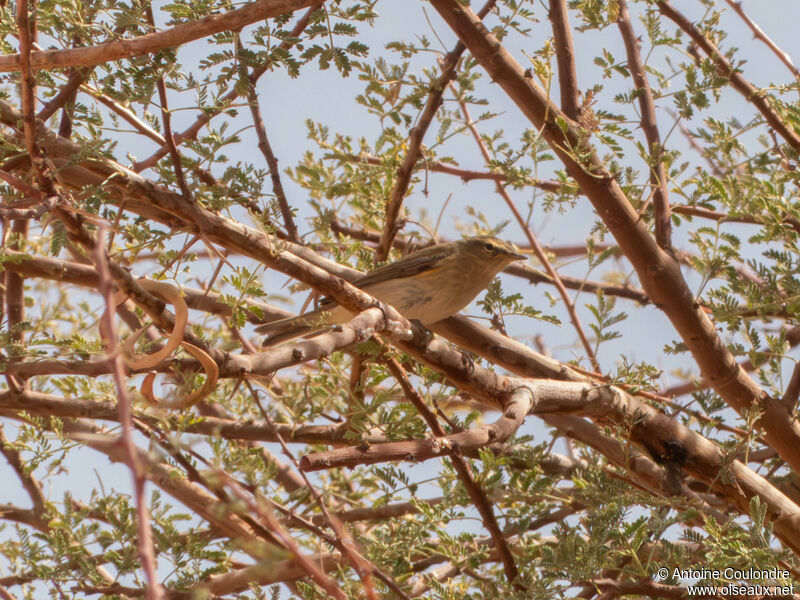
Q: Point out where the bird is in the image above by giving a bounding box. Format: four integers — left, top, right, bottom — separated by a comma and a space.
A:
258, 236, 526, 346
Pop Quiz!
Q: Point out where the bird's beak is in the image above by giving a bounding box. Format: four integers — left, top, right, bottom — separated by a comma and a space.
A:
508, 250, 527, 262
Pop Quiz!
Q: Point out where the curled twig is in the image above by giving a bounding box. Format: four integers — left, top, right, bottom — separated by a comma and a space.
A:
104, 279, 188, 370
141, 342, 219, 409
104, 278, 218, 408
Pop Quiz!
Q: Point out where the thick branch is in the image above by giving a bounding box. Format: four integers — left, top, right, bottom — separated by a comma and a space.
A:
427, 0, 800, 479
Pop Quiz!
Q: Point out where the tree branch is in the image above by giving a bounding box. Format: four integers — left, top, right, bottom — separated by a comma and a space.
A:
657, 0, 800, 154
617, 0, 671, 248
131, 4, 321, 172
548, 0, 580, 119
385, 358, 521, 588
91, 225, 163, 600
427, 0, 800, 480
723, 0, 800, 80
342, 153, 565, 191
0, 0, 324, 73
237, 40, 300, 242
375, 0, 496, 261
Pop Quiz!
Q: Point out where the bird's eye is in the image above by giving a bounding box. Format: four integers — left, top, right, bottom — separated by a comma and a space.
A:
484, 242, 494, 252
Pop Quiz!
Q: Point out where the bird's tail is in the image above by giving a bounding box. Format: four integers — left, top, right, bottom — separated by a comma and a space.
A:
257, 310, 326, 346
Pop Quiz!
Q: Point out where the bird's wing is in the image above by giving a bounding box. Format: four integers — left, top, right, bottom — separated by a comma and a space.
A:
312, 242, 454, 310
350, 243, 454, 288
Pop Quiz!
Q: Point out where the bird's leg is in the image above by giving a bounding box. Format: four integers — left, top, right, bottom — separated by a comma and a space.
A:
459, 348, 476, 374
372, 300, 422, 342
408, 318, 434, 347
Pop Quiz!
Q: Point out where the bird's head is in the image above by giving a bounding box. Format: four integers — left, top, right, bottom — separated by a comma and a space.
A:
459, 236, 527, 269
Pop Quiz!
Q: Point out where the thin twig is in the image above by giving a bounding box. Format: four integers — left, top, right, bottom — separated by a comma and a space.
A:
453, 89, 601, 371
37, 67, 90, 122
236, 40, 300, 242
723, 0, 800, 80
385, 357, 522, 589
672, 203, 800, 234
145, 5, 193, 203
0, 426, 46, 520
781, 362, 800, 412
246, 381, 404, 600
661, 325, 800, 399
131, 4, 321, 172
91, 224, 163, 600
657, 0, 800, 154
343, 153, 564, 191
375, 0, 497, 261
90, 89, 166, 144
617, 0, 671, 248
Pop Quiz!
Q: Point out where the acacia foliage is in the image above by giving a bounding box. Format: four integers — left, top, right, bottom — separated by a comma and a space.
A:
2, 0, 800, 598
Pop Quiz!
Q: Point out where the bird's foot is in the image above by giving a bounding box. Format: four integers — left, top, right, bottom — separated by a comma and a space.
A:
409, 318, 433, 346
459, 349, 476, 374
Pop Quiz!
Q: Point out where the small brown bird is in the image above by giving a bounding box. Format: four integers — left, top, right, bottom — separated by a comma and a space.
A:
259, 236, 526, 345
